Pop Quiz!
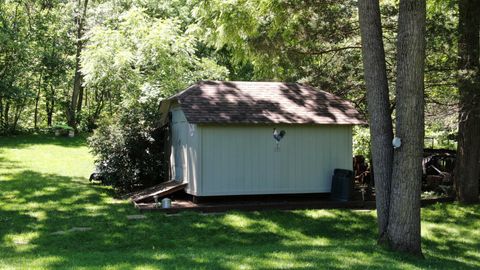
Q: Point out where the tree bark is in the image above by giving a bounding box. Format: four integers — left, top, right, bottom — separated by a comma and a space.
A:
67, 0, 88, 129
77, 86, 84, 112
34, 89, 40, 129
358, 0, 393, 241
12, 102, 25, 133
358, 0, 426, 256
46, 84, 55, 127
34, 74, 42, 129
388, 0, 426, 255
454, 0, 480, 203
4, 101, 10, 130
0, 96, 3, 130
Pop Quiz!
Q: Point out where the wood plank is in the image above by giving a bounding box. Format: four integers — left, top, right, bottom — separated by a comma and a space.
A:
136, 199, 376, 214
134, 196, 454, 214
130, 180, 187, 203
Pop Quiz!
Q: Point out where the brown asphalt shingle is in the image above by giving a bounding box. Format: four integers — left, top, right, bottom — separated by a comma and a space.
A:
171, 81, 365, 125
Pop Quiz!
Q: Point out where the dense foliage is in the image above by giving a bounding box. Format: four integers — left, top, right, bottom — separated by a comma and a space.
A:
88, 107, 166, 191
0, 0, 462, 189
0, 0, 459, 134
84, 4, 227, 190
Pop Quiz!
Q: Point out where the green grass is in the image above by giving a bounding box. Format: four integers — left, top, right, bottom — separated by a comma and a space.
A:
0, 135, 479, 270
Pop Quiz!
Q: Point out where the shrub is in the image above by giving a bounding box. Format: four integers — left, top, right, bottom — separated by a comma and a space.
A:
88, 106, 169, 192
353, 125, 371, 160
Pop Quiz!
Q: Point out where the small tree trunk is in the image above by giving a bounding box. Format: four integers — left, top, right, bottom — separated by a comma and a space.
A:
0, 96, 3, 129
388, 0, 426, 256
77, 86, 84, 113
46, 84, 55, 127
358, 0, 394, 241
5, 101, 10, 130
455, 0, 480, 203
34, 72, 43, 129
12, 102, 25, 133
34, 88, 41, 129
47, 107, 53, 126
84, 86, 88, 108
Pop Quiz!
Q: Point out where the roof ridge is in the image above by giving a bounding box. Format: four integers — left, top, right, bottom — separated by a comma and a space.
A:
171, 81, 206, 101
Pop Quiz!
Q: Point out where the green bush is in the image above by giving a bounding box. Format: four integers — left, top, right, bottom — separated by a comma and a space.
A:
88, 105, 169, 192
353, 125, 371, 160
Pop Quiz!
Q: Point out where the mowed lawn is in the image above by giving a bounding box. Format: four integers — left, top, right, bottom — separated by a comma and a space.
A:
0, 135, 479, 270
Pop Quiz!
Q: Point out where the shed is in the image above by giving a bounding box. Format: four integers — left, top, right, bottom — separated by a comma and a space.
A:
160, 81, 365, 197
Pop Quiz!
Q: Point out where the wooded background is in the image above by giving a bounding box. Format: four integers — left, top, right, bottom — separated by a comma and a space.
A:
0, 0, 458, 140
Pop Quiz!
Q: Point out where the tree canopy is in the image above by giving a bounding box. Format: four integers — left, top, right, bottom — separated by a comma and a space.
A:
0, 0, 460, 139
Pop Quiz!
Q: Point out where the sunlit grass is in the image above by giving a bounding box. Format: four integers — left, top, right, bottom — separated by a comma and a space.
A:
0, 135, 479, 269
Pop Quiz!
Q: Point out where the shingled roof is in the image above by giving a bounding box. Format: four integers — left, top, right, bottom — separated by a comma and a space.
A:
168, 81, 365, 125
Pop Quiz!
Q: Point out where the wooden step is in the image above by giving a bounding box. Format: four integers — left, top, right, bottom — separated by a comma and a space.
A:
130, 180, 187, 203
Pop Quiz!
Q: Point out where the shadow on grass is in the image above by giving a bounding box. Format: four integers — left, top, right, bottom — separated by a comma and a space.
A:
421, 203, 480, 266
0, 154, 20, 175
0, 138, 479, 269
1, 170, 478, 269
0, 134, 88, 149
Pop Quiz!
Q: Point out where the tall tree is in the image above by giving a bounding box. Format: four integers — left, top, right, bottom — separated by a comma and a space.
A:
454, 0, 480, 203
67, 0, 88, 129
388, 0, 426, 254
0, 0, 36, 134
357, 0, 393, 241
358, 0, 426, 255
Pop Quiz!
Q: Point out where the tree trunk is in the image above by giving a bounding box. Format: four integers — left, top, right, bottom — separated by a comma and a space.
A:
47, 104, 53, 126
12, 102, 25, 133
67, 0, 88, 129
84, 86, 88, 108
454, 0, 480, 203
46, 84, 55, 127
34, 87, 41, 129
77, 86, 84, 113
0, 96, 3, 130
388, 0, 426, 255
358, 0, 426, 256
358, 0, 394, 241
4, 101, 10, 130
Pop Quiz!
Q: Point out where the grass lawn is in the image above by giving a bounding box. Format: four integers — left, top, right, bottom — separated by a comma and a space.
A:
0, 135, 479, 270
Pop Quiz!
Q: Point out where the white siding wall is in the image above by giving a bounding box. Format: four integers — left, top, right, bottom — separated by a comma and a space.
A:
170, 107, 201, 195
198, 125, 352, 196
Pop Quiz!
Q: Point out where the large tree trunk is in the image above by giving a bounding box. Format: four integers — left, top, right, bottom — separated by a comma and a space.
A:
67, 0, 88, 129
388, 0, 426, 255
358, 0, 426, 256
358, 0, 394, 241
454, 0, 480, 204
